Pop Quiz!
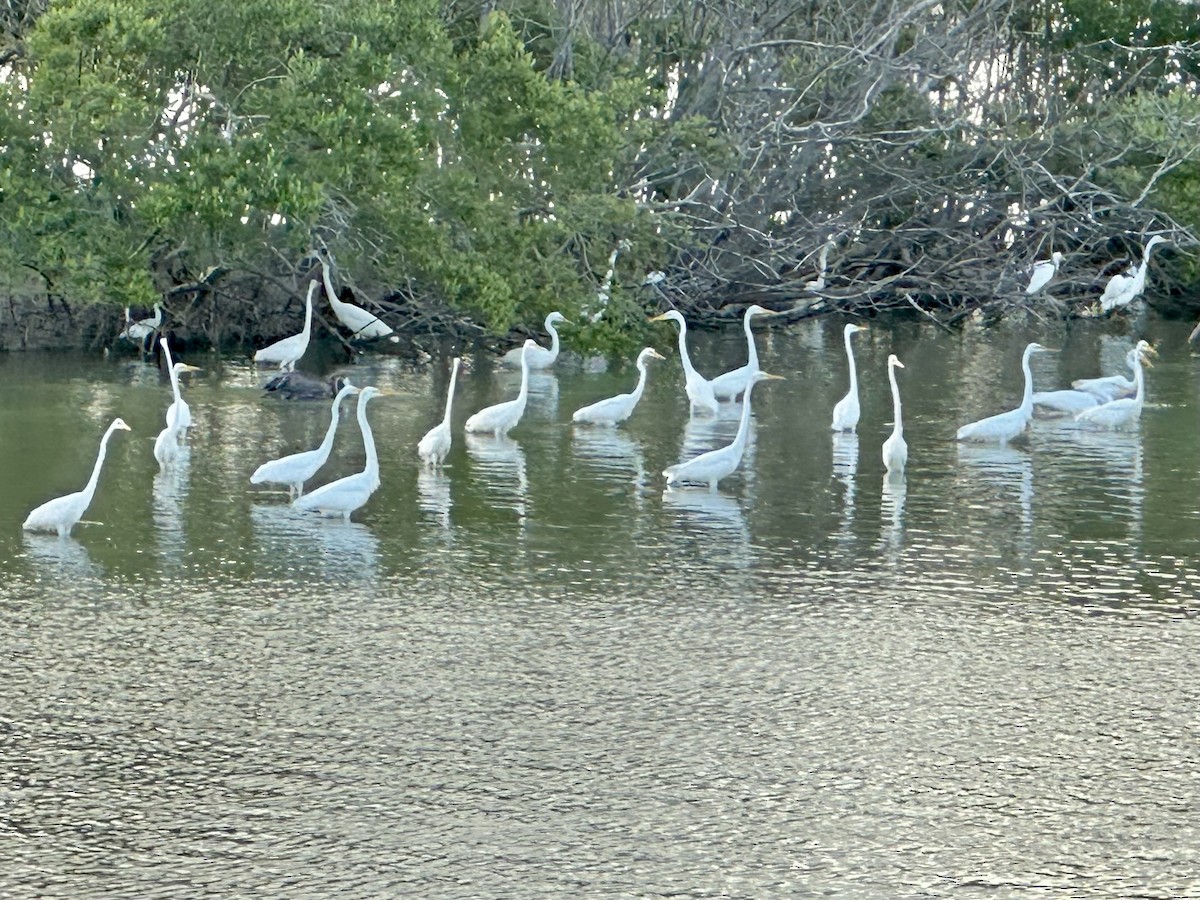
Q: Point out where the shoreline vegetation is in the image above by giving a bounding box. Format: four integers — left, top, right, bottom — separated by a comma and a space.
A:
1, 1, 1198, 358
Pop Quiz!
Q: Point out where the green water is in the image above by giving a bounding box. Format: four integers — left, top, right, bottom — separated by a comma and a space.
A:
1, 316, 1198, 897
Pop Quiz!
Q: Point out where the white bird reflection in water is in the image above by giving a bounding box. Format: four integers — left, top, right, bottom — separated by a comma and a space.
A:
152, 451, 190, 566
23, 533, 101, 580
466, 433, 529, 524
831, 432, 859, 545
417, 467, 453, 530
880, 474, 907, 558
661, 487, 753, 569
572, 428, 648, 504
1058, 424, 1146, 546
957, 443, 1034, 550
250, 504, 380, 582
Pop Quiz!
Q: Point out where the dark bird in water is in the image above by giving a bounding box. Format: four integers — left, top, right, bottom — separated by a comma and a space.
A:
263, 371, 352, 400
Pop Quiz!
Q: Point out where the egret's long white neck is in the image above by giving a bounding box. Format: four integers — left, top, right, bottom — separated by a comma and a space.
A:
358, 395, 379, 483
631, 355, 651, 403
316, 390, 353, 460
300, 285, 314, 342
744, 312, 760, 371
321, 261, 343, 312
1019, 346, 1037, 415
515, 347, 532, 409
888, 364, 904, 438
730, 378, 759, 458
1132, 354, 1146, 407
844, 328, 858, 395
81, 423, 121, 507
674, 319, 698, 379
442, 360, 460, 427
167, 361, 183, 408
545, 318, 560, 360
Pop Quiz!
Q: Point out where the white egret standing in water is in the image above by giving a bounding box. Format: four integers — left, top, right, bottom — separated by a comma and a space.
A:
501, 312, 567, 369
1025, 251, 1064, 294
709, 305, 773, 401
1072, 341, 1155, 401
1098, 236, 1167, 314
663, 371, 783, 490
1075, 343, 1152, 429
251, 380, 361, 497
572, 347, 665, 425
23, 418, 132, 537
320, 254, 395, 341
160, 338, 202, 442
293, 386, 386, 520
254, 280, 316, 371
466, 340, 537, 436
956, 342, 1053, 444
417, 357, 461, 466
650, 310, 719, 415
882, 355, 907, 476
831, 323, 867, 432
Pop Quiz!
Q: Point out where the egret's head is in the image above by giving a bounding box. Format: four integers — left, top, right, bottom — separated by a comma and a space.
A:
745, 304, 773, 319
751, 371, 785, 384
1134, 339, 1158, 358
888, 354, 905, 369
1052, 251, 1064, 265
112, 418, 132, 432
639, 347, 667, 364
1145, 235, 1169, 252
1027, 342, 1056, 354
545, 311, 567, 326
334, 379, 361, 399
846, 323, 867, 336
650, 310, 684, 326
173, 362, 202, 376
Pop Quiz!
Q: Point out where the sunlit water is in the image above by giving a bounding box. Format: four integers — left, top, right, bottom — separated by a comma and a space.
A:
2, 316, 1200, 898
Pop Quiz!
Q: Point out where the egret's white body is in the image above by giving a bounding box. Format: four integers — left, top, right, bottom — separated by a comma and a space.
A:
1099, 237, 1167, 313
1071, 342, 1153, 401
122, 304, 162, 342
417, 357, 461, 466
501, 312, 566, 369
882, 355, 907, 476
709, 305, 772, 401
1032, 389, 1102, 415
251, 381, 361, 496
831, 323, 868, 432
465, 340, 537, 436
293, 386, 384, 520
572, 348, 664, 425
663, 371, 782, 490
1025, 251, 1064, 295
321, 258, 394, 340
1075, 346, 1151, 429
255, 281, 316, 371
23, 418, 131, 537
160, 339, 202, 442
956, 342, 1052, 444
651, 310, 718, 415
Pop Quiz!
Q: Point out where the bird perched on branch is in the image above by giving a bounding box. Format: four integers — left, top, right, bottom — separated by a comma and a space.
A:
1025, 251, 1064, 295
1098, 236, 1167, 314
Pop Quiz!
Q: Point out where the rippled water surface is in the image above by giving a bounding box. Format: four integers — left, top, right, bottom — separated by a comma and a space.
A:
3, 316, 1200, 898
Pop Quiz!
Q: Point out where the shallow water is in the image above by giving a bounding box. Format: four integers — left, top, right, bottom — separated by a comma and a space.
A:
2, 315, 1200, 897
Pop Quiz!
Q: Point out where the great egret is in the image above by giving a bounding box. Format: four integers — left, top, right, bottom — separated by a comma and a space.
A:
252, 380, 361, 497
254, 281, 316, 371
831, 323, 868, 432
1071, 341, 1155, 401
650, 310, 719, 415
23, 418, 132, 537
121, 303, 163, 344
465, 340, 537, 436
1031, 388, 1101, 416
956, 342, 1053, 444
882, 355, 907, 476
500, 312, 567, 369
320, 256, 394, 341
263, 371, 352, 400
804, 240, 833, 292
160, 338, 202, 441
1098, 236, 1168, 314
417, 357, 461, 466
1025, 251, 1064, 295
572, 347, 665, 425
1075, 344, 1152, 429
663, 371, 783, 490
709, 305, 773, 401
293, 386, 385, 520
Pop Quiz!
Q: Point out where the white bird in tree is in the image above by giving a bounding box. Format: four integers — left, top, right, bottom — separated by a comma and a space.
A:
1025, 251, 1064, 294
1071, 341, 1155, 401
956, 342, 1054, 444
160, 338, 203, 442
121, 303, 163, 345
709, 305, 773, 401
572, 347, 665, 425
1074, 343, 1153, 430
320, 254, 395, 341
650, 309, 719, 416
1098, 236, 1168, 314
466, 340, 538, 436
882, 355, 907, 476
292, 386, 387, 520
251, 380, 361, 497
23, 418, 132, 537
830, 323, 868, 432
417, 357, 462, 466
804, 240, 834, 292
500, 312, 567, 369
254, 281, 316, 371
663, 371, 783, 490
